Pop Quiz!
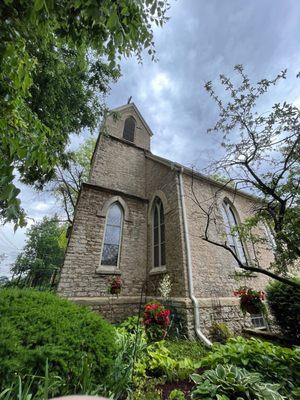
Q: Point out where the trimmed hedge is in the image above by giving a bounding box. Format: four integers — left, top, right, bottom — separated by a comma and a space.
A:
266, 278, 300, 343
0, 289, 116, 393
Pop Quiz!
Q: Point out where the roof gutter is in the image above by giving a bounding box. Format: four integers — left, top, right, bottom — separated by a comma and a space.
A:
178, 166, 212, 347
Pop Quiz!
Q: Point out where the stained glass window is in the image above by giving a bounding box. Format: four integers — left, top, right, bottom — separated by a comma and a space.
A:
153, 198, 166, 267
221, 200, 247, 264
123, 116, 135, 142
101, 202, 123, 266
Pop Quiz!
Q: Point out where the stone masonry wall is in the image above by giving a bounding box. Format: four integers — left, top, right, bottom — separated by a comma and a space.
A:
183, 173, 273, 299
103, 105, 151, 151
89, 135, 147, 199
57, 185, 147, 298
145, 157, 189, 299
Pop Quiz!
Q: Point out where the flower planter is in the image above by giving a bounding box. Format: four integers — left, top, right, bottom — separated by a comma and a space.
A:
234, 287, 266, 316
240, 298, 262, 315
108, 277, 122, 296
110, 287, 121, 295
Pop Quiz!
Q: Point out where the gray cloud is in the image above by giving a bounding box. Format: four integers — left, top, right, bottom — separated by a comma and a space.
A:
108, 0, 300, 167
2, 0, 300, 275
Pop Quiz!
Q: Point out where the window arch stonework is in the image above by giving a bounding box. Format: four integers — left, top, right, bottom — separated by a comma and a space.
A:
220, 199, 247, 265
123, 116, 135, 142
97, 196, 131, 222
148, 190, 170, 223
99, 202, 123, 269
152, 197, 166, 268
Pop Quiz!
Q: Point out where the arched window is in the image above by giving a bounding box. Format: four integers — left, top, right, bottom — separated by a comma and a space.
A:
123, 116, 135, 142
153, 197, 166, 268
101, 202, 123, 267
263, 222, 276, 251
221, 200, 247, 264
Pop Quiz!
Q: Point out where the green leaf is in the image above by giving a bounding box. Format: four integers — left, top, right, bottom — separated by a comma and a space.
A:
34, 0, 45, 11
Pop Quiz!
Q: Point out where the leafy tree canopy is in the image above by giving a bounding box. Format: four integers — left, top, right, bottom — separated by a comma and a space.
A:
50, 136, 96, 223
0, 0, 169, 228
11, 216, 67, 287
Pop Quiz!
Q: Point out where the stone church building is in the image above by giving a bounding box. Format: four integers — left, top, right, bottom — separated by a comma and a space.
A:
58, 103, 273, 342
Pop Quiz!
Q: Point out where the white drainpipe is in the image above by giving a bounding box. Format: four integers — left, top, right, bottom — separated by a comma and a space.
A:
178, 167, 212, 347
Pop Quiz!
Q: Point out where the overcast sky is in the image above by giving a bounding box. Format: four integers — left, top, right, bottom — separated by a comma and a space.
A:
1, 0, 300, 276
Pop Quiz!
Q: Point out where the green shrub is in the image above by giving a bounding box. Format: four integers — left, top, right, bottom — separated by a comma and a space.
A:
164, 339, 207, 362
200, 337, 300, 395
0, 288, 116, 396
118, 315, 143, 334
209, 322, 232, 344
266, 278, 300, 343
191, 364, 285, 400
146, 340, 197, 381
168, 389, 186, 399
105, 327, 148, 399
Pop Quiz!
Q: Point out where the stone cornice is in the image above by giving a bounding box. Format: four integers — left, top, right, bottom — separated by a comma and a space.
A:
69, 295, 240, 307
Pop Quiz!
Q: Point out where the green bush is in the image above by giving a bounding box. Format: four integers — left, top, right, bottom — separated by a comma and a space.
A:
191, 364, 285, 400
146, 340, 197, 381
164, 339, 207, 362
200, 337, 300, 395
0, 289, 116, 396
168, 389, 186, 399
105, 327, 148, 399
266, 278, 300, 343
209, 322, 232, 344
118, 315, 143, 334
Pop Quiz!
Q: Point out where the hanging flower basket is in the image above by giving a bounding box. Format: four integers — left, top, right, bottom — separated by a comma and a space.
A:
234, 287, 266, 315
109, 276, 122, 296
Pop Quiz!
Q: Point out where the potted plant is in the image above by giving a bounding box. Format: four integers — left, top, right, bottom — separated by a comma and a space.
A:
109, 276, 122, 296
233, 286, 266, 315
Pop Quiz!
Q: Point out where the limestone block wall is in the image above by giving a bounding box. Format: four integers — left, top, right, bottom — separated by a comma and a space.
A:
182, 173, 273, 299
58, 185, 148, 298
197, 298, 253, 338
89, 135, 147, 199
145, 157, 189, 299
103, 106, 151, 151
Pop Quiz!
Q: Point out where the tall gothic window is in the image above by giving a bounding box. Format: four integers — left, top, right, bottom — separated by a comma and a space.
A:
153, 197, 166, 268
101, 202, 123, 267
221, 200, 247, 265
123, 116, 135, 142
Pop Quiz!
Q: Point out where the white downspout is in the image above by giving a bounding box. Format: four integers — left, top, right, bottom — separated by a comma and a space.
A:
178, 167, 212, 347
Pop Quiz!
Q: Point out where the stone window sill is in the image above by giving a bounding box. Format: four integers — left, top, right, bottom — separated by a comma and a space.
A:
96, 266, 121, 275
149, 266, 167, 275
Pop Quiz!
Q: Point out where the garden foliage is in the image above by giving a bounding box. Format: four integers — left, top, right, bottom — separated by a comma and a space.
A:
191, 364, 286, 400
164, 339, 208, 362
105, 316, 200, 399
266, 278, 300, 343
200, 337, 300, 395
208, 322, 232, 344
0, 289, 116, 396
143, 301, 171, 341
0, 0, 169, 226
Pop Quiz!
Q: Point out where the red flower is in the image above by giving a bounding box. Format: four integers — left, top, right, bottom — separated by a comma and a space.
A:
142, 301, 171, 340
